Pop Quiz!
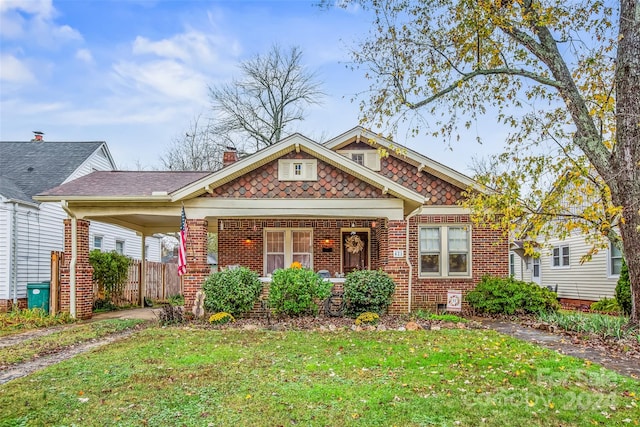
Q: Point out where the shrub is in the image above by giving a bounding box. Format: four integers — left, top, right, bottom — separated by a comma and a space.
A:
355, 311, 380, 326
343, 269, 396, 317
590, 297, 621, 314
615, 259, 632, 315
202, 267, 262, 316
167, 294, 185, 306
209, 312, 235, 325
89, 250, 131, 304
157, 304, 184, 325
268, 267, 331, 316
466, 275, 560, 315
428, 313, 468, 323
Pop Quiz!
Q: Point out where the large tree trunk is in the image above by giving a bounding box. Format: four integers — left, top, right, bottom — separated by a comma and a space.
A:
612, 0, 640, 325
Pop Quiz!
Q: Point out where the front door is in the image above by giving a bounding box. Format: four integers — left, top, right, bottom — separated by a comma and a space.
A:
342, 231, 369, 273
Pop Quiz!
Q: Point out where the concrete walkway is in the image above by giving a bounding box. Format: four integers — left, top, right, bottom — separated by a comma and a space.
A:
481, 319, 640, 379
90, 307, 161, 322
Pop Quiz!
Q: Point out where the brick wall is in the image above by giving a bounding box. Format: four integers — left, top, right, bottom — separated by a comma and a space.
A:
183, 219, 209, 310
218, 218, 380, 276
0, 298, 27, 312
385, 220, 410, 314
60, 218, 94, 319
408, 214, 508, 311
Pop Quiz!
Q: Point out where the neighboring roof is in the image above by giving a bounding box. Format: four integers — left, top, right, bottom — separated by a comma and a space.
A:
324, 126, 486, 193
37, 171, 211, 200
0, 141, 111, 203
0, 175, 31, 204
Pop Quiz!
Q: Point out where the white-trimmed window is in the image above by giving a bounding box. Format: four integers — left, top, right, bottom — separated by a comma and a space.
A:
352, 153, 364, 166
419, 225, 471, 277
115, 240, 125, 255
264, 228, 313, 274
509, 253, 515, 277
278, 159, 318, 181
337, 149, 381, 171
609, 244, 623, 276
532, 257, 541, 279
552, 245, 570, 268
93, 235, 103, 251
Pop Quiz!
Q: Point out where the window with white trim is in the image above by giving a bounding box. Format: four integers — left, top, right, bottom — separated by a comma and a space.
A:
419, 225, 470, 277
609, 244, 623, 276
264, 228, 313, 274
352, 153, 364, 166
552, 245, 570, 267
93, 235, 103, 251
278, 159, 317, 181
115, 240, 125, 255
532, 257, 540, 279
509, 253, 515, 276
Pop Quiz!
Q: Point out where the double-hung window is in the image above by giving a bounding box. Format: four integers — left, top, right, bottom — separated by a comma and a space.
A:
419, 226, 470, 277
609, 244, 623, 276
115, 240, 125, 255
264, 228, 313, 274
552, 245, 570, 267
93, 235, 103, 251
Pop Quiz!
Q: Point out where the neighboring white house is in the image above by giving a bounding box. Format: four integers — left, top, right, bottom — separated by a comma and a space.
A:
510, 234, 621, 305
0, 136, 161, 310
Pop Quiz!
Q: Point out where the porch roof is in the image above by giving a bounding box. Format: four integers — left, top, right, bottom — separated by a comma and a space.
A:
34, 133, 424, 235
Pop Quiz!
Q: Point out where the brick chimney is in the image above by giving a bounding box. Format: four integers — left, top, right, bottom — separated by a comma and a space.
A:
222, 147, 239, 167
31, 131, 44, 142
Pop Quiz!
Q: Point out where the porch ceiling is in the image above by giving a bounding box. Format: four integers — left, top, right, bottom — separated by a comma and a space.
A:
63, 197, 408, 235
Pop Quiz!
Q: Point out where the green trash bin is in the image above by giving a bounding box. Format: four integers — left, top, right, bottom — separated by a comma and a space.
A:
27, 281, 50, 313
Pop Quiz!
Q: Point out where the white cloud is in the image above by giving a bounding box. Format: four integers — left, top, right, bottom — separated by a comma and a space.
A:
112, 59, 209, 101
132, 29, 240, 66
0, 0, 81, 45
75, 48, 94, 64
0, 0, 55, 18
0, 54, 35, 83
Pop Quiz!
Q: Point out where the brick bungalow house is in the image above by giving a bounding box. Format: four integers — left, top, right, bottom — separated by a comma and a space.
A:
36, 127, 508, 319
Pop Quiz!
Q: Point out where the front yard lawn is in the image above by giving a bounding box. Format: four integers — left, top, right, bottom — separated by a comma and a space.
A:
1, 327, 638, 426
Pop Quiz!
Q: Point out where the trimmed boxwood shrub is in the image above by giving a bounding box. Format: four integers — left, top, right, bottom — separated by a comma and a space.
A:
615, 258, 632, 315
343, 269, 396, 317
202, 267, 262, 316
268, 267, 331, 316
466, 275, 560, 315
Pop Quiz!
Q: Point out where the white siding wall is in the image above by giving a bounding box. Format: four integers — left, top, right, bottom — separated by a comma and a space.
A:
0, 146, 164, 301
0, 201, 11, 299
65, 145, 113, 182
89, 221, 161, 261
510, 250, 533, 282
539, 235, 618, 301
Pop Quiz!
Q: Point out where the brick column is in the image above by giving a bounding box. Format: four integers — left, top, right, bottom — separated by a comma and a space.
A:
183, 219, 209, 310
61, 219, 94, 319
384, 219, 409, 314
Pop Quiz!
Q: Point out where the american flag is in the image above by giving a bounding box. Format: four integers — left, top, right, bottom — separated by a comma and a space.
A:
178, 206, 188, 276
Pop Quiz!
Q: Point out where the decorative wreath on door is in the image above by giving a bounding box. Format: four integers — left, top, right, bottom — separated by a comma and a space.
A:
345, 235, 365, 254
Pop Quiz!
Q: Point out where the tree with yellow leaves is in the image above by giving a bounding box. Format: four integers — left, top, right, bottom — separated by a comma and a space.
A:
333, 0, 639, 324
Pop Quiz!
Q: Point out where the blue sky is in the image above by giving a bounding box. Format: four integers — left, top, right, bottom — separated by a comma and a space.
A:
0, 0, 502, 172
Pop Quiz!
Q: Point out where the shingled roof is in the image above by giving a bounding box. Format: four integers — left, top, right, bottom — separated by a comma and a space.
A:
38, 171, 211, 198
0, 141, 107, 204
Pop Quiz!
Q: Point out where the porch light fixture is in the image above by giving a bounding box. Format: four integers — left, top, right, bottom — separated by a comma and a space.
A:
323, 238, 332, 247
245, 237, 252, 244
371, 221, 377, 228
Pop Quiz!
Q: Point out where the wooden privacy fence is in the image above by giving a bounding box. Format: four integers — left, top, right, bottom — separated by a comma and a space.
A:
123, 260, 181, 305
50, 251, 182, 309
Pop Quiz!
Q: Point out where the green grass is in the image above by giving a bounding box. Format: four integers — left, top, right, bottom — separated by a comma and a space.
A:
0, 319, 145, 366
1, 328, 638, 426
0, 308, 75, 337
